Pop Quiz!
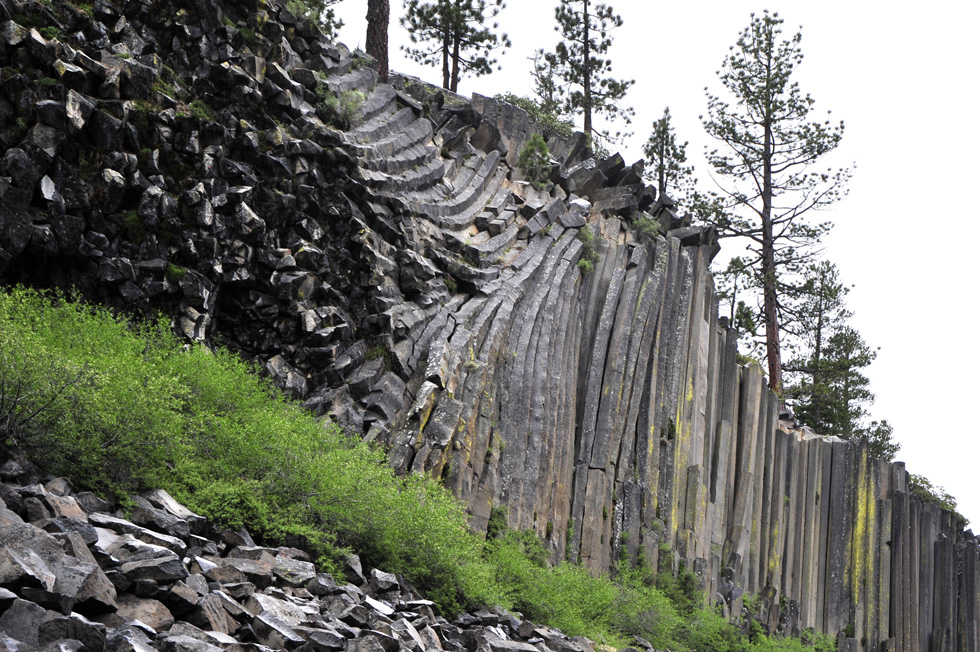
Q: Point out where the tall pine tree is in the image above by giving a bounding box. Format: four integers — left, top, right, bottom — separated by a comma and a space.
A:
549, 0, 634, 144
401, 0, 510, 92
700, 11, 850, 393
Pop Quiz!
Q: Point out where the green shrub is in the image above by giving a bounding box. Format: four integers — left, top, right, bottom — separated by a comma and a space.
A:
39, 26, 62, 41
910, 473, 963, 519
518, 133, 551, 189
632, 213, 661, 239
320, 89, 365, 129
165, 264, 187, 283
0, 288, 490, 615
188, 99, 213, 121
121, 210, 147, 242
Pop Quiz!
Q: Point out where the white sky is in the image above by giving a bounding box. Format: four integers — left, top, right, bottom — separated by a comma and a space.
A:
332, 1, 980, 528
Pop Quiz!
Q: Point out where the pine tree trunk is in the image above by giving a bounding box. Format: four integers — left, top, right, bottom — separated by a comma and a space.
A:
441, 19, 450, 89
366, 0, 389, 83
762, 121, 782, 395
582, 0, 592, 138
439, 0, 453, 90
450, 0, 461, 93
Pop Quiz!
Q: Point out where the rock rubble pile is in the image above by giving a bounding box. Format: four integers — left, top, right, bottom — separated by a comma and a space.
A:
0, 457, 604, 652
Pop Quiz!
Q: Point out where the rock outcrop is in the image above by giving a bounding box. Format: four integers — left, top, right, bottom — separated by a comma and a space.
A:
0, 0, 977, 650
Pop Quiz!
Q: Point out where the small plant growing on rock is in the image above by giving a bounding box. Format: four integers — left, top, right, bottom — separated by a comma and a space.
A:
319, 89, 365, 129
165, 263, 187, 283
121, 210, 147, 243
518, 133, 550, 190
577, 226, 601, 275
631, 213, 661, 240
188, 99, 213, 121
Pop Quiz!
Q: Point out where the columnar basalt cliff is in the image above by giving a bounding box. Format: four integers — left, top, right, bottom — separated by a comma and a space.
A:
0, 0, 977, 649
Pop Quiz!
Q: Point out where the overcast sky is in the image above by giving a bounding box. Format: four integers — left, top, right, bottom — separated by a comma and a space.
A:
332, 1, 980, 527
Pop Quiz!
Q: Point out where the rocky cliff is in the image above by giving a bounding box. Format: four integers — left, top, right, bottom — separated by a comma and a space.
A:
0, 0, 977, 650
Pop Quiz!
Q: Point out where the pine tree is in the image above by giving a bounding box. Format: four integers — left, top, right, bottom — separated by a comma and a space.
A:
781, 267, 900, 462
289, 0, 344, 37
783, 262, 851, 376
550, 0, 634, 144
401, 0, 510, 92
643, 107, 695, 203
530, 49, 568, 119
700, 11, 851, 393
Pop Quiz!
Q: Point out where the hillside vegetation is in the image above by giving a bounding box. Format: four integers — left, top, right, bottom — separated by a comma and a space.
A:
0, 287, 831, 651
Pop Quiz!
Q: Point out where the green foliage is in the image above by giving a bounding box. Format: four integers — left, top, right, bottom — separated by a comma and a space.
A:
683, 607, 748, 652
548, 0, 634, 142
644, 107, 696, 203
518, 133, 551, 189
165, 264, 187, 283
528, 49, 566, 122
702, 11, 850, 393
910, 474, 963, 520
497, 93, 574, 139
364, 344, 393, 372
486, 505, 509, 539
285, 0, 343, 37
486, 535, 682, 648
39, 26, 62, 40
188, 99, 213, 121
319, 89, 365, 129
631, 213, 661, 240
401, 0, 510, 92
0, 288, 489, 615
121, 210, 147, 243
577, 225, 601, 274
655, 553, 700, 617
749, 632, 837, 652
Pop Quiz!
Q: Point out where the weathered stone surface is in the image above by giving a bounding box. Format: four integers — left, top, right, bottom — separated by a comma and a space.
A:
38, 613, 107, 652
116, 594, 175, 631
0, 598, 47, 647
274, 555, 317, 587
119, 555, 188, 584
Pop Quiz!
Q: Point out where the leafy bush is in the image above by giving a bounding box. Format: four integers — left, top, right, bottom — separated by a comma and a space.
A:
0, 288, 490, 614
518, 133, 551, 189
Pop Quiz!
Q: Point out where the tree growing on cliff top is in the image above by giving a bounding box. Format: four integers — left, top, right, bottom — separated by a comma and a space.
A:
289, 0, 344, 37
548, 0, 634, 145
401, 0, 511, 92
781, 262, 899, 461
644, 107, 696, 203
700, 11, 851, 394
